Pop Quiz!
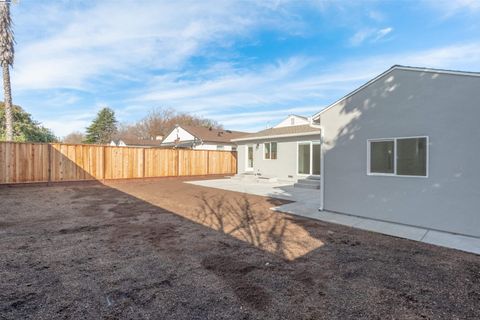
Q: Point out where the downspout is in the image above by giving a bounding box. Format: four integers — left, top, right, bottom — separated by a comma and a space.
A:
319, 126, 325, 211
310, 116, 324, 211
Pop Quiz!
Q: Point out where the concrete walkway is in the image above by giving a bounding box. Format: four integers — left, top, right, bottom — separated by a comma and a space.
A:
187, 178, 480, 255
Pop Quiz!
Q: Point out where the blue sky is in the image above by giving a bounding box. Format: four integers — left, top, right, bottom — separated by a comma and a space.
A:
6, 0, 480, 136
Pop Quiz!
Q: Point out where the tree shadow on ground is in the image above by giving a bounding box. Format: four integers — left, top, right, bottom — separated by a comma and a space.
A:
2, 177, 480, 320
193, 191, 324, 260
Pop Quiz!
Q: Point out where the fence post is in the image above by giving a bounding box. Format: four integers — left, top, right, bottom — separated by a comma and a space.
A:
142, 148, 146, 178
47, 143, 52, 186
207, 150, 210, 175
176, 148, 180, 176
102, 146, 106, 182
233, 151, 238, 174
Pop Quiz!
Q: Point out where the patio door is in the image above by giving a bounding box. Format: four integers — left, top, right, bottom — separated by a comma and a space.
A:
246, 145, 254, 171
298, 141, 321, 176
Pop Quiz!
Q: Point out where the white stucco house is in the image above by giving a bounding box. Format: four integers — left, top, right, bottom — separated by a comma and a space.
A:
235, 65, 480, 239
232, 115, 321, 188
161, 125, 247, 151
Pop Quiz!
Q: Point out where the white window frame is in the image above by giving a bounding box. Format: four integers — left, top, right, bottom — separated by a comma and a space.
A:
367, 136, 429, 178
263, 142, 278, 160
297, 141, 321, 176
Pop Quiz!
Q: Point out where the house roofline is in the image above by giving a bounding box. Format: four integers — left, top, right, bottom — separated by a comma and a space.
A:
231, 130, 320, 142
312, 65, 480, 120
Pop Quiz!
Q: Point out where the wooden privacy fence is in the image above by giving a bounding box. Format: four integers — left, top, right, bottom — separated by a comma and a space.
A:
0, 142, 237, 184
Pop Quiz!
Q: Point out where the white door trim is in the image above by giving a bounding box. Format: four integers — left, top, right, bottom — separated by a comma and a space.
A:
245, 145, 254, 171
296, 140, 321, 177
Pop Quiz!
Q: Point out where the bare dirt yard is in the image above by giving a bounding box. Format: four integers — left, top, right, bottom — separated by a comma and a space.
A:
1, 177, 479, 319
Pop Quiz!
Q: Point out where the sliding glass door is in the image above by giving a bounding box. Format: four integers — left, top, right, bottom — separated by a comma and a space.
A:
298, 143, 311, 175
298, 141, 321, 176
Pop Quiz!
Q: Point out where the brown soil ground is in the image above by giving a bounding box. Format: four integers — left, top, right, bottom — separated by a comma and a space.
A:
1, 177, 479, 319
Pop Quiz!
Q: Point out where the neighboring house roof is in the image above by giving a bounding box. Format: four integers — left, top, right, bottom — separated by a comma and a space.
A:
312, 65, 480, 120
289, 114, 308, 120
231, 124, 320, 142
113, 138, 164, 147
165, 125, 248, 144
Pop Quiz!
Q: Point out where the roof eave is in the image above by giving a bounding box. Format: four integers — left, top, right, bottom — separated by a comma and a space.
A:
202, 140, 237, 144
312, 65, 480, 120
231, 130, 321, 142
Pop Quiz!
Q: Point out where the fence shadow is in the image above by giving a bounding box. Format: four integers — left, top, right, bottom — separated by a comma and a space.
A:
0, 141, 322, 261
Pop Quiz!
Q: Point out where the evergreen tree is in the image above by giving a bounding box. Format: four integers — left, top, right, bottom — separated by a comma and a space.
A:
0, 103, 56, 142
84, 107, 117, 144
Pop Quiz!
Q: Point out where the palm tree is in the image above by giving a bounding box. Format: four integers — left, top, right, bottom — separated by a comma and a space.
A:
0, 0, 14, 141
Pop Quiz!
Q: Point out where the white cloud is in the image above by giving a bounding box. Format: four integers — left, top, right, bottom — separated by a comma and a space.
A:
349, 27, 393, 46
7, 1, 480, 136
207, 105, 323, 131
11, 0, 303, 91
128, 41, 480, 132
374, 27, 393, 41
425, 0, 480, 16
368, 10, 385, 22
42, 112, 94, 137
349, 29, 374, 46
18, 39, 480, 136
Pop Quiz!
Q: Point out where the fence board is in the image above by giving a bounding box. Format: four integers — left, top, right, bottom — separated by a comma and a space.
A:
0, 142, 50, 183
0, 142, 237, 184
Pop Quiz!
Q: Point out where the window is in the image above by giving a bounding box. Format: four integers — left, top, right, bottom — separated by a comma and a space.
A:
370, 140, 394, 174
298, 141, 321, 175
264, 142, 278, 160
397, 138, 427, 176
368, 137, 428, 177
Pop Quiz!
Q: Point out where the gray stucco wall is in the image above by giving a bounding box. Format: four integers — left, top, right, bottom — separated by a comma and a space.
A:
318, 69, 480, 237
237, 134, 320, 181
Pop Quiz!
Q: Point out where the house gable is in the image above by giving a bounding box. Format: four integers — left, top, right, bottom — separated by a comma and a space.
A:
315, 65, 480, 237
274, 115, 310, 128
313, 65, 480, 121
162, 126, 196, 144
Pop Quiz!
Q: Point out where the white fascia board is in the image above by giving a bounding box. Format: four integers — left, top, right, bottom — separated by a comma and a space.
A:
311, 65, 480, 120
231, 131, 321, 142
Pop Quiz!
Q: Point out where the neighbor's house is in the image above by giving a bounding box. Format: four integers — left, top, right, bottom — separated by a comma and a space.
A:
232, 115, 321, 182
161, 125, 247, 151
313, 65, 480, 238
110, 137, 163, 147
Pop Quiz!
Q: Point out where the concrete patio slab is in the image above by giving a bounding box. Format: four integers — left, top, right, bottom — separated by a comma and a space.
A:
315, 211, 366, 228
187, 178, 480, 255
352, 219, 428, 241
270, 201, 321, 220
422, 230, 480, 255
187, 178, 318, 202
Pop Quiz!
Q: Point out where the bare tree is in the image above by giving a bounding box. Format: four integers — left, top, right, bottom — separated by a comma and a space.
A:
116, 107, 223, 141
0, 0, 14, 141
63, 131, 85, 144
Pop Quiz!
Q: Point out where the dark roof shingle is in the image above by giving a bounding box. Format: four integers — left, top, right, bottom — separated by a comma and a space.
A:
118, 138, 163, 147
180, 125, 248, 143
